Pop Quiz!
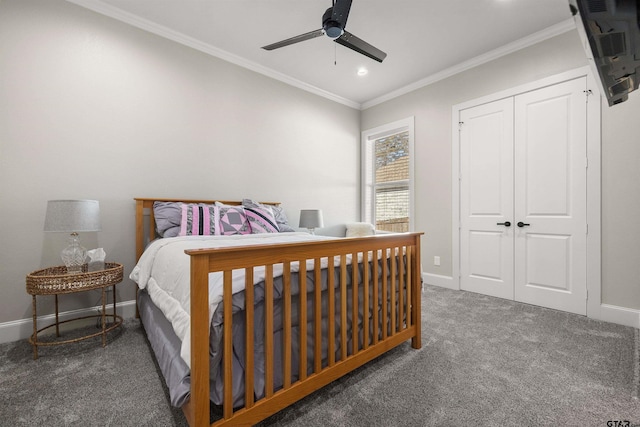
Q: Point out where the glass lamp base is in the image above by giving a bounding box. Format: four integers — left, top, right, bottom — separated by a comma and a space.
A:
61, 233, 87, 275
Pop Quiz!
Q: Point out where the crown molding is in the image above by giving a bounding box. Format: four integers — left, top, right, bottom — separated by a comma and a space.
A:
360, 18, 577, 110
66, 0, 361, 110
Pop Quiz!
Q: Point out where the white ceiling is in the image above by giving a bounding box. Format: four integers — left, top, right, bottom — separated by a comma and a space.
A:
68, 0, 577, 109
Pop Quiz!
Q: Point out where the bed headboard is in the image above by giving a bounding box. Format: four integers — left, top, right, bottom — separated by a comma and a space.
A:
134, 198, 281, 262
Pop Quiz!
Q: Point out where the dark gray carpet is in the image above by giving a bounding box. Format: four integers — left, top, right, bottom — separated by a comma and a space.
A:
1, 286, 638, 426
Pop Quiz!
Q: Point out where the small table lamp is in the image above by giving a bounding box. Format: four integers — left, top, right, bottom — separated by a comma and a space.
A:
44, 200, 101, 274
299, 209, 324, 235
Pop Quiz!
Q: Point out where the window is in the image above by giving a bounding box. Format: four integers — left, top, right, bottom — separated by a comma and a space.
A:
361, 117, 414, 232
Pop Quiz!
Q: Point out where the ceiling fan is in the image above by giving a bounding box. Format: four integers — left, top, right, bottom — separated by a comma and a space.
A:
261, 0, 387, 63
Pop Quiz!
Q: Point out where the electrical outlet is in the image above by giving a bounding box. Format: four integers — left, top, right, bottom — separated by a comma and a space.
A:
434, 256, 440, 266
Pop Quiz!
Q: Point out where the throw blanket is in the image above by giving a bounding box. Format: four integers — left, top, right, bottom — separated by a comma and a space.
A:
129, 233, 336, 367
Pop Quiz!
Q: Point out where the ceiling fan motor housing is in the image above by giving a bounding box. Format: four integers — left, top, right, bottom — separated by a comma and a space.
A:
322, 7, 344, 39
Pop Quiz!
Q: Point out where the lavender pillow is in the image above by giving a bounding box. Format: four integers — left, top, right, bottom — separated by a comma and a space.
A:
153, 201, 182, 238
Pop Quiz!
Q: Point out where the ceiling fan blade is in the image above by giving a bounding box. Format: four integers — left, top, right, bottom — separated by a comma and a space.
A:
331, 0, 353, 28
262, 29, 324, 51
335, 31, 387, 62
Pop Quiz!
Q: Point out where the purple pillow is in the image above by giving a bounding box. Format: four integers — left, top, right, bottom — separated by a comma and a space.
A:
153, 201, 182, 237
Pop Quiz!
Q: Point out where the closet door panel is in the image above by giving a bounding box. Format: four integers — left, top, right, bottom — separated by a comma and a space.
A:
514, 77, 587, 315
523, 97, 570, 216
459, 98, 514, 300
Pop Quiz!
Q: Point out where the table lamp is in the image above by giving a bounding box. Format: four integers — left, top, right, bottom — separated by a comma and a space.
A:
299, 209, 324, 235
44, 200, 101, 274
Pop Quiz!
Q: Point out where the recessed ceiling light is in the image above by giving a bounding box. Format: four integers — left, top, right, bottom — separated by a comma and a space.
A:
357, 67, 368, 76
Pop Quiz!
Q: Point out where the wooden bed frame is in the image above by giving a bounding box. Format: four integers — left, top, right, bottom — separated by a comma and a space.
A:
134, 197, 423, 426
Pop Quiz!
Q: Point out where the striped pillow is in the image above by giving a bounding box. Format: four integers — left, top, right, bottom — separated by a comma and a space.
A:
242, 198, 294, 232
245, 206, 280, 234
178, 203, 220, 236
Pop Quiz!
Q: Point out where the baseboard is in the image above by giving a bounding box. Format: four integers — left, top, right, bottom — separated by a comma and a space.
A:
422, 273, 457, 290
595, 303, 640, 329
0, 300, 137, 345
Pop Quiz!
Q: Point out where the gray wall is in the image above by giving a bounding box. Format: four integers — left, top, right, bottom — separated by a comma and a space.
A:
0, 0, 360, 324
600, 93, 640, 307
362, 31, 640, 310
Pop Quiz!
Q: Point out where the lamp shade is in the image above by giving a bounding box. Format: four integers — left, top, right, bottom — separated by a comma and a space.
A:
299, 209, 324, 229
44, 200, 101, 232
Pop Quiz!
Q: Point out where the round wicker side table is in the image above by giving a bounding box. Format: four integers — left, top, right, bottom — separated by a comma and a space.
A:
26, 262, 124, 359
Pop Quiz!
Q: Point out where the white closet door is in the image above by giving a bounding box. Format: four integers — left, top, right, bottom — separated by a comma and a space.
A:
459, 98, 514, 300
514, 77, 587, 315
459, 77, 588, 315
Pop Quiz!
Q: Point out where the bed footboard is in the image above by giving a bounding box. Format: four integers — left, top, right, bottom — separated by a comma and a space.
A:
184, 232, 423, 426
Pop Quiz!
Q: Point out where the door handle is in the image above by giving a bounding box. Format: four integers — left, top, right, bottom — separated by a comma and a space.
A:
496, 221, 511, 227
517, 222, 530, 227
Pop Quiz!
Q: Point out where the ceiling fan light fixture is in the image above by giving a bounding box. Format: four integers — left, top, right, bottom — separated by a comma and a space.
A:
324, 23, 344, 39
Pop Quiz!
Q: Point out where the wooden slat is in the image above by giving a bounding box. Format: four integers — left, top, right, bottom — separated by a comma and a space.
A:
381, 248, 388, 341
339, 254, 347, 362
327, 257, 335, 367
264, 265, 274, 398
244, 268, 255, 409
223, 271, 233, 419
351, 251, 358, 355
410, 244, 422, 349
372, 251, 379, 345
390, 247, 397, 335
135, 200, 145, 262
298, 260, 308, 382
188, 254, 210, 427
406, 247, 412, 329
363, 252, 370, 350
398, 249, 405, 332
283, 263, 292, 389
313, 258, 322, 374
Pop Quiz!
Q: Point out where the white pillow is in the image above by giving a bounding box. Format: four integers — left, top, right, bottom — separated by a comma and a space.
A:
345, 222, 375, 237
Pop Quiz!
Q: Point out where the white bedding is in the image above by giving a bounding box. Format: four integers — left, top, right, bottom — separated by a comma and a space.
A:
129, 232, 336, 367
